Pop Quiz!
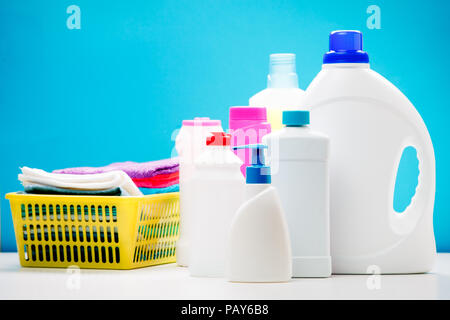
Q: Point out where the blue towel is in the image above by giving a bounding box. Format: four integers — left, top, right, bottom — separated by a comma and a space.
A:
139, 184, 179, 195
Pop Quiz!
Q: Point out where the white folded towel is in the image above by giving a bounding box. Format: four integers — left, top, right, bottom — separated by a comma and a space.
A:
19, 167, 143, 196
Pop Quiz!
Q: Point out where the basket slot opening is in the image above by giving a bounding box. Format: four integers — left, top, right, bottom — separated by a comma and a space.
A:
78, 226, 84, 242
59, 245, 65, 262
107, 227, 112, 243
105, 206, 110, 222
29, 225, 35, 241
28, 204, 33, 220
77, 205, 82, 222
101, 247, 106, 263
49, 205, 54, 221
51, 225, 56, 241
99, 227, 105, 243
45, 245, 51, 262
24, 245, 29, 261
63, 205, 68, 222
43, 225, 49, 241
21, 204, 26, 220
114, 227, 119, 243
31, 244, 36, 261
36, 224, 42, 241
94, 246, 100, 263
35, 204, 40, 221
63, 226, 69, 241
42, 205, 47, 221
66, 245, 72, 262
98, 206, 103, 222
23, 225, 27, 241
71, 226, 77, 242
115, 247, 120, 263
90, 205, 96, 222
80, 246, 86, 263
70, 205, 75, 222
87, 246, 93, 263
38, 245, 43, 261
92, 226, 98, 242
108, 247, 114, 263
112, 206, 117, 222
84, 205, 89, 222
73, 246, 78, 262
56, 205, 61, 221
52, 245, 58, 262
86, 226, 91, 242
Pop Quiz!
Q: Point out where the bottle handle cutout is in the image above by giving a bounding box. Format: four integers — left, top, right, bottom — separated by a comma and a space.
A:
389, 134, 435, 235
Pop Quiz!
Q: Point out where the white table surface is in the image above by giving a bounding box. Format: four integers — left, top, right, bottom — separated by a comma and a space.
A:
0, 252, 449, 300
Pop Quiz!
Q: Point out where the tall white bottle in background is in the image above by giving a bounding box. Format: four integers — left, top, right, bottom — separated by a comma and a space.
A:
175, 118, 223, 267
250, 53, 305, 131
189, 132, 245, 277
227, 145, 292, 283
304, 30, 436, 274
263, 110, 331, 277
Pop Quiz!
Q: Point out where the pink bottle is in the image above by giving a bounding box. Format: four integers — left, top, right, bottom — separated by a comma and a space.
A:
229, 106, 271, 176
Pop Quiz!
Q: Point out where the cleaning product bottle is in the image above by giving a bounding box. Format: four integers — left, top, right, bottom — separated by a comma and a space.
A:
189, 132, 245, 277
175, 118, 223, 267
304, 30, 436, 274
263, 110, 331, 277
227, 144, 292, 282
229, 106, 271, 176
249, 53, 305, 131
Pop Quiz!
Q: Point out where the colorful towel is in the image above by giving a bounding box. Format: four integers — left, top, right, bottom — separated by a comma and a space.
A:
132, 171, 179, 188
53, 158, 179, 180
139, 184, 179, 195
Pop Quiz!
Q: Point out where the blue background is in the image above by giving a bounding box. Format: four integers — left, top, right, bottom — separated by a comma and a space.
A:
0, 0, 449, 252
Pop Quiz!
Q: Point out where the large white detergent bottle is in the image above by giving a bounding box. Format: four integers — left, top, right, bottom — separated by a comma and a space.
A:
304, 30, 436, 274
189, 132, 245, 277
250, 53, 305, 131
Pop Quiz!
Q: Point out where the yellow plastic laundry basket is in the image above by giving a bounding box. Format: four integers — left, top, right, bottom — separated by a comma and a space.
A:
5, 192, 180, 270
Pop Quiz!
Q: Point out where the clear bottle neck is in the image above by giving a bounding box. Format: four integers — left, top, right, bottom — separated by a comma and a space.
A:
267, 54, 299, 89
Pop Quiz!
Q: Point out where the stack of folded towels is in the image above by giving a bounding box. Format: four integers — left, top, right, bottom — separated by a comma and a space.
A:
53, 157, 179, 195
19, 158, 179, 197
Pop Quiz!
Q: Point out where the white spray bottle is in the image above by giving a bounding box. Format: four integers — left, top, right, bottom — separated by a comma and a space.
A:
227, 144, 292, 282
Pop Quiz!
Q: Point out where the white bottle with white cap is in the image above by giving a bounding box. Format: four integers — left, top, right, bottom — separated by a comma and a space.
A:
264, 110, 331, 277
175, 118, 223, 267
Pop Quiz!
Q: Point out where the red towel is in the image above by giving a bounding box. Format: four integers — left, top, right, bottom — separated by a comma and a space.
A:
132, 171, 179, 188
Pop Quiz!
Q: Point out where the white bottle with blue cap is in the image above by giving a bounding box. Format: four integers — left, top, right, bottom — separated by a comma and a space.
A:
304, 30, 436, 274
227, 144, 292, 282
263, 110, 331, 277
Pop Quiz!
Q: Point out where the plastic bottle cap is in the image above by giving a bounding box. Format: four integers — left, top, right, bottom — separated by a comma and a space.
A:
229, 106, 267, 121
182, 117, 222, 127
206, 132, 231, 146
282, 110, 310, 126
323, 30, 369, 64
232, 144, 271, 184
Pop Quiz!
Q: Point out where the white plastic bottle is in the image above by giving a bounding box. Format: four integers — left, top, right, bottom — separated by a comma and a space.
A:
227, 145, 292, 282
175, 118, 223, 267
263, 110, 331, 277
304, 30, 436, 274
189, 132, 245, 277
249, 53, 305, 131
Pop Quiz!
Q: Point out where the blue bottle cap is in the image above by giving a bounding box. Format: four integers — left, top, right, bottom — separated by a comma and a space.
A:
323, 30, 369, 64
282, 110, 310, 126
232, 144, 271, 184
